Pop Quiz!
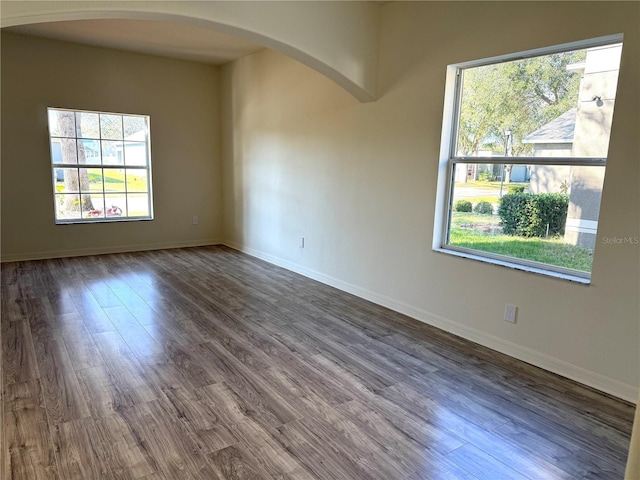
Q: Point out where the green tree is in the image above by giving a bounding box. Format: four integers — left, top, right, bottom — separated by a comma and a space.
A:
457, 49, 585, 157
57, 111, 94, 214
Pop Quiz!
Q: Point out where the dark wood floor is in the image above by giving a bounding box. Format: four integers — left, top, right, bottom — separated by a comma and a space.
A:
1, 246, 635, 479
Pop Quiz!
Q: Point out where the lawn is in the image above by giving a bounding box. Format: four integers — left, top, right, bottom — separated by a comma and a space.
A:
455, 181, 528, 190
449, 212, 593, 272
460, 196, 501, 205
452, 181, 528, 206
87, 170, 147, 192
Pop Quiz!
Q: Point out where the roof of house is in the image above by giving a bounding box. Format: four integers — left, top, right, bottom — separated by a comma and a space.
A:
523, 108, 576, 144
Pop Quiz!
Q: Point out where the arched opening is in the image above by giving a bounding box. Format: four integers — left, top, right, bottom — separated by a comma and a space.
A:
1, 6, 377, 102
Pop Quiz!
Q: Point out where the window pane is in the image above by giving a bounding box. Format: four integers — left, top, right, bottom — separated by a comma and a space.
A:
448, 163, 604, 273
54, 194, 82, 220
105, 194, 127, 217
54, 168, 79, 193
48, 110, 75, 138
101, 140, 121, 165
124, 142, 147, 166
51, 138, 77, 164
83, 194, 106, 219
103, 169, 126, 192
127, 193, 149, 217
456, 44, 621, 159
76, 112, 100, 139
78, 168, 103, 195
50, 139, 63, 164
123, 116, 146, 139
78, 139, 101, 165
100, 114, 123, 140
126, 170, 148, 192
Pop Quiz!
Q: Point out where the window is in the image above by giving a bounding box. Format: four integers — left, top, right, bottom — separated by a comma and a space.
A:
434, 35, 623, 282
48, 108, 153, 223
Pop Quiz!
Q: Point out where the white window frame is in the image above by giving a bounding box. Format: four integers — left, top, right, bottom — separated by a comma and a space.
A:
48, 107, 154, 224
433, 34, 623, 284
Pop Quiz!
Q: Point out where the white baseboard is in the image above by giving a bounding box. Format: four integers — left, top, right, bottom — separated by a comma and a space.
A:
223, 240, 638, 404
1, 239, 222, 263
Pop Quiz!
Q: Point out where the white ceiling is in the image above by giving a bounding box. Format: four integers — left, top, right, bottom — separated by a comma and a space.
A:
5, 18, 265, 65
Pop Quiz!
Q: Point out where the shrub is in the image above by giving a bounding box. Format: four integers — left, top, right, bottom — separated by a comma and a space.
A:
454, 200, 473, 212
527, 193, 569, 237
478, 171, 493, 182
498, 193, 530, 235
499, 193, 568, 237
473, 201, 494, 215
508, 185, 525, 194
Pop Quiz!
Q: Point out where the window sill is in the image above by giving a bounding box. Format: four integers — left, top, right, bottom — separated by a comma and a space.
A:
433, 247, 591, 285
55, 217, 153, 225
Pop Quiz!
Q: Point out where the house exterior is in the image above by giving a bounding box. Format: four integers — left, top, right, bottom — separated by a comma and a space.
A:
525, 108, 575, 194
524, 43, 621, 248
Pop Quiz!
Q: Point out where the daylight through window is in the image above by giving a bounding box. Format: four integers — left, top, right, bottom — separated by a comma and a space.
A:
48, 108, 153, 223
435, 35, 623, 280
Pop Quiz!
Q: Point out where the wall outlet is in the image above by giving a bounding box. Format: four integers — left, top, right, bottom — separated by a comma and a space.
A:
192, 215, 199, 225
299, 237, 305, 248
504, 304, 517, 323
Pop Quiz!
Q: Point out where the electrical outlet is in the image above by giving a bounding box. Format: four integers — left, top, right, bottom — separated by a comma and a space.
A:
192, 216, 199, 225
504, 304, 517, 323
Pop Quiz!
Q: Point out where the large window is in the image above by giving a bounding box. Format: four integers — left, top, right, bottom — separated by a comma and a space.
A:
48, 108, 153, 223
434, 35, 623, 282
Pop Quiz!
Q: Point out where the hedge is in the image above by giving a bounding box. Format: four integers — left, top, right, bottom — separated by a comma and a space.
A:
498, 193, 568, 237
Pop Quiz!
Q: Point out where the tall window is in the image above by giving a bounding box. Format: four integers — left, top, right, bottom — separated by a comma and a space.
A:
434, 35, 623, 282
48, 108, 153, 223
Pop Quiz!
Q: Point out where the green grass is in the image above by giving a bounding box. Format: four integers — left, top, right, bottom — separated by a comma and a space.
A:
452, 212, 501, 226
456, 181, 502, 189
461, 196, 500, 204
87, 171, 147, 192
456, 181, 528, 189
449, 212, 593, 272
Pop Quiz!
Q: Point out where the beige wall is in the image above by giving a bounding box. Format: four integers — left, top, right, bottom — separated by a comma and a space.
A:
1, 32, 222, 260
221, 2, 639, 401
0, 0, 381, 102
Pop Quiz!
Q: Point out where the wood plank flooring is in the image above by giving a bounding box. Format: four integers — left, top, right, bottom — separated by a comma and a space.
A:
1, 245, 635, 479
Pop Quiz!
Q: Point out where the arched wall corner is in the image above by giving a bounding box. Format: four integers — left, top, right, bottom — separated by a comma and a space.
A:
0, 1, 380, 103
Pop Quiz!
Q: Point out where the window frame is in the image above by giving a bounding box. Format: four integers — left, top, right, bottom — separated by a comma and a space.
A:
433, 34, 624, 284
48, 107, 154, 224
